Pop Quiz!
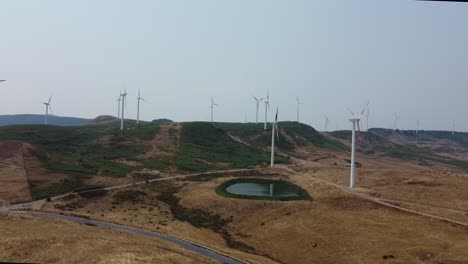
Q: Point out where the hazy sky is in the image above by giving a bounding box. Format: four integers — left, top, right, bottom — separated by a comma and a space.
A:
0, 0, 467, 131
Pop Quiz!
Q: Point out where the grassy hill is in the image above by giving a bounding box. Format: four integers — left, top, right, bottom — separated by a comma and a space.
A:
217, 121, 347, 152
0, 122, 286, 199
0, 114, 90, 126
329, 128, 468, 171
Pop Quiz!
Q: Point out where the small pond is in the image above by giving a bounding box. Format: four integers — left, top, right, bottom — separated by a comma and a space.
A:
217, 178, 310, 200
226, 182, 299, 197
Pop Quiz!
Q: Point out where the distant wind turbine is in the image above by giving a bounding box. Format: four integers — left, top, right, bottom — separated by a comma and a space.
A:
211, 97, 218, 123
324, 115, 329, 132
120, 90, 127, 130
296, 97, 302, 123
264, 92, 270, 130
42, 96, 53, 125
393, 113, 400, 130
271, 108, 279, 166
366, 105, 370, 132
452, 120, 456, 136
136, 90, 145, 125
348, 102, 369, 189
253, 96, 264, 124
117, 96, 121, 118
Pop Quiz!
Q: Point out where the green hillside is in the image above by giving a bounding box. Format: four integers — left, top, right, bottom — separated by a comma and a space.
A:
217, 122, 347, 151
0, 122, 288, 199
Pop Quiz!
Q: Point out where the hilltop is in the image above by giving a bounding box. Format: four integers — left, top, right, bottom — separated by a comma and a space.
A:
0, 114, 90, 126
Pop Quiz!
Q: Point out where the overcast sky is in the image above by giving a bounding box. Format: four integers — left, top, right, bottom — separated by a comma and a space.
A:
0, 0, 467, 131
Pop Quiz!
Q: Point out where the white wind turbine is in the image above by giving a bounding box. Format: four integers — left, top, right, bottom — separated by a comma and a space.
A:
324, 115, 329, 132
452, 120, 456, 136
263, 92, 270, 130
42, 96, 53, 125
393, 113, 399, 130
136, 90, 145, 125
296, 97, 302, 123
120, 90, 127, 130
348, 102, 369, 189
117, 96, 121, 118
253, 96, 264, 124
211, 97, 218, 123
271, 108, 279, 166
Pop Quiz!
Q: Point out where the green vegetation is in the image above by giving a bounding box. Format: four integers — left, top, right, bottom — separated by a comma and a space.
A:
175, 122, 283, 172
147, 181, 255, 252
218, 122, 347, 151
0, 124, 161, 199
216, 178, 312, 201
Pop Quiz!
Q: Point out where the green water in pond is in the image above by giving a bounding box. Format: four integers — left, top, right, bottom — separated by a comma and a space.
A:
225, 181, 300, 197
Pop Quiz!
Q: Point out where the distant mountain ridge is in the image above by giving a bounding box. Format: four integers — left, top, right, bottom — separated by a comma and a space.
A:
0, 114, 90, 126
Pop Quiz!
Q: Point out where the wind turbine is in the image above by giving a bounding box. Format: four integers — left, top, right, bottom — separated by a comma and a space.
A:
264, 92, 270, 130
324, 115, 329, 132
296, 97, 302, 123
42, 96, 53, 125
366, 106, 370, 132
136, 90, 145, 125
393, 113, 400, 130
211, 97, 218, 123
271, 108, 279, 166
348, 102, 369, 189
452, 120, 456, 136
253, 96, 264, 124
117, 96, 121, 118
120, 90, 127, 130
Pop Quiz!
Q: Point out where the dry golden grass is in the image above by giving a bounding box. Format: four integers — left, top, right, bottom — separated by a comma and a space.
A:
0, 213, 215, 264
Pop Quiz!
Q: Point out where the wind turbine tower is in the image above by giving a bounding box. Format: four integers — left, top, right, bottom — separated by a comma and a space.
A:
271, 108, 279, 166
324, 116, 329, 132
452, 120, 456, 136
253, 96, 264, 124
394, 114, 399, 130
264, 92, 270, 130
136, 90, 145, 125
42, 96, 53, 125
348, 103, 369, 189
211, 97, 218, 123
120, 90, 127, 130
366, 106, 370, 132
117, 96, 121, 118
296, 97, 302, 123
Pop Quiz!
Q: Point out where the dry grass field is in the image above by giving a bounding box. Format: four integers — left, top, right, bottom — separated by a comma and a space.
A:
40, 159, 468, 264
0, 213, 215, 264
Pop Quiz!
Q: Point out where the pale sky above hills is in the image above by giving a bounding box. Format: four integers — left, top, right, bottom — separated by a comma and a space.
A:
0, 0, 467, 131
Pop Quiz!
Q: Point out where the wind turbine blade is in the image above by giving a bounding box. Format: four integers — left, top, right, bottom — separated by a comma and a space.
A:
48, 96, 52, 104
253, 96, 258, 101
138, 89, 141, 98
346, 107, 355, 117
48, 104, 53, 114
360, 101, 370, 117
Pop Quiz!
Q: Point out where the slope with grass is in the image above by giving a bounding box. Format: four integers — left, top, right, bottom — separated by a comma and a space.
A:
0, 122, 288, 202
217, 122, 347, 152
